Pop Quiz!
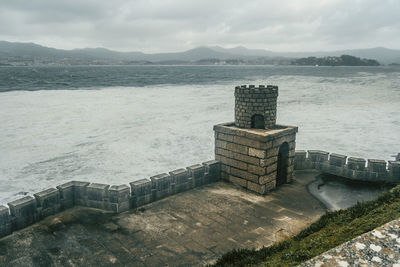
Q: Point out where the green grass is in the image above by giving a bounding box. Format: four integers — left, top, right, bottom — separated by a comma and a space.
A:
213, 185, 400, 267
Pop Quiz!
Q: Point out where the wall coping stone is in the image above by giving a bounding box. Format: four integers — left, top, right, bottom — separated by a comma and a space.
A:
8, 196, 35, 207
34, 188, 58, 199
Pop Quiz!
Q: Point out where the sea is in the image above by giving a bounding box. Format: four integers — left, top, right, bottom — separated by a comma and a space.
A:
0, 65, 399, 208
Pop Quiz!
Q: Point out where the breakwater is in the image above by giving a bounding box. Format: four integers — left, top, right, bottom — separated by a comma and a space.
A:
0, 160, 220, 238
294, 150, 400, 183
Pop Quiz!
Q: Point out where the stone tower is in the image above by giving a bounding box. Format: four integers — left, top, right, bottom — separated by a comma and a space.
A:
235, 85, 278, 129
214, 85, 298, 194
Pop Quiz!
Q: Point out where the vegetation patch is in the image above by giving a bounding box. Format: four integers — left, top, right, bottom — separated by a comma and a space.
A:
213, 185, 400, 267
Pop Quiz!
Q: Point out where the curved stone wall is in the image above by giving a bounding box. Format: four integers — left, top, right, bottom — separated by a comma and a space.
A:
294, 150, 400, 184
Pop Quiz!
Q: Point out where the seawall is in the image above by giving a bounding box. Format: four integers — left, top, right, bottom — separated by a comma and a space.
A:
294, 150, 400, 183
0, 160, 220, 238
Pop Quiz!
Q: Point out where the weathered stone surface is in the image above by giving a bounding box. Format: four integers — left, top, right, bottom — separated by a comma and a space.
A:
368, 159, 387, 173
8, 196, 37, 230
329, 153, 347, 167
216, 154, 248, 170
56, 181, 75, 209
151, 173, 172, 200
388, 161, 400, 182
234, 85, 278, 129
0, 171, 325, 266
108, 185, 130, 213
247, 181, 267, 194
308, 150, 329, 163
170, 168, 190, 193
249, 147, 267, 159
248, 164, 265, 175
187, 164, 206, 187
0, 205, 11, 237
130, 178, 152, 208
73, 181, 90, 206
230, 167, 258, 183
34, 188, 61, 219
347, 157, 366, 171
228, 175, 247, 187
215, 123, 297, 194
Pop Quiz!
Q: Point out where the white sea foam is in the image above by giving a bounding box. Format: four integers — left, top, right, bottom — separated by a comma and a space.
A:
0, 72, 399, 204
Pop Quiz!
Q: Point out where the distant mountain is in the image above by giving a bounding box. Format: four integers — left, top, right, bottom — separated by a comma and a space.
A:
1, 40, 399, 65
208, 45, 400, 64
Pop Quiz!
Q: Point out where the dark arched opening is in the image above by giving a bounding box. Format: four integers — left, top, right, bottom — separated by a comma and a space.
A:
251, 114, 264, 129
276, 142, 289, 186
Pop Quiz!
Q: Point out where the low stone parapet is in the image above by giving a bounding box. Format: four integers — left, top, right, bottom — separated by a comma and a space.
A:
294, 150, 400, 184
0, 160, 221, 238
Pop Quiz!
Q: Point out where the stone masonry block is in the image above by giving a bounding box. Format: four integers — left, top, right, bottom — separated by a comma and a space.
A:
247, 181, 267, 195
73, 181, 90, 206
203, 160, 221, 183
388, 161, 400, 182
248, 147, 266, 159
216, 155, 247, 170
308, 150, 329, 162
247, 164, 265, 175
228, 175, 247, 188
56, 181, 75, 209
0, 205, 12, 238
151, 173, 172, 200
329, 153, 347, 167
170, 168, 190, 193
289, 141, 296, 150
260, 157, 277, 167
8, 196, 37, 230
294, 150, 307, 170
221, 171, 229, 180
266, 147, 280, 158
272, 134, 296, 147
266, 163, 277, 174
259, 173, 275, 185
216, 139, 248, 154
87, 183, 110, 201
215, 148, 233, 159
187, 164, 206, 187
34, 188, 61, 219
108, 185, 130, 213
347, 157, 366, 171
230, 167, 258, 183
108, 185, 130, 203
232, 151, 259, 165
130, 179, 152, 208
217, 133, 234, 142
86, 183, 110, 210
233, 136, 264, 149
368, 159, 387, 173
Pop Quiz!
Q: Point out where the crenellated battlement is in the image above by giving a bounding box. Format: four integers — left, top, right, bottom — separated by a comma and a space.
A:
0, 160, 221, 238
234, 84, 279, 129
294, 150, 400, 183
234, 84, 279, 94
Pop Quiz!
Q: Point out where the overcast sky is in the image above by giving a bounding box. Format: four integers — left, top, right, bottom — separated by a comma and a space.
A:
0, 0, 399, 53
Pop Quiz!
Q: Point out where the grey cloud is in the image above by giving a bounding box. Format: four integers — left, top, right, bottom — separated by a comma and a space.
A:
0, 0, 399, 52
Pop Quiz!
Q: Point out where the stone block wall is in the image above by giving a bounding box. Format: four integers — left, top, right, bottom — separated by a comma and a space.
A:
0, 160, 220, 238
294, 150, 400, 183
234, 85, 278, 129
214, 122, 297, 194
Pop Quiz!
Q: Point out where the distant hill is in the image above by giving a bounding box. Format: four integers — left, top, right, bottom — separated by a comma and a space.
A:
1, 41, 399, 65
